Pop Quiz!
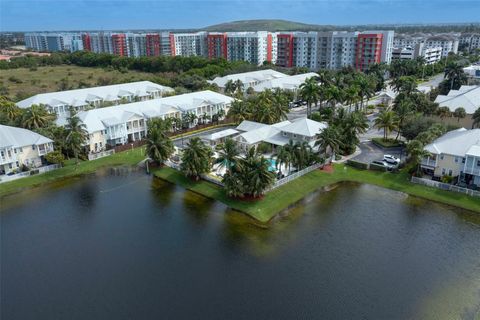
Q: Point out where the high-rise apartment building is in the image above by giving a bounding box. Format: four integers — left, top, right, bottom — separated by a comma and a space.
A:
317, 31, 358, 70
226, 31, 275, 66
355, 31, 394, 71
207, 33, 228, 59
171, 32, 207, 57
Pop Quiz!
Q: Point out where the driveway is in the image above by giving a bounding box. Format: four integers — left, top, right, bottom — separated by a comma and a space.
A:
353, 141, 406, 164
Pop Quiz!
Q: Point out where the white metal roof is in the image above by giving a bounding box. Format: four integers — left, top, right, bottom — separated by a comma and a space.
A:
434, 85, 480, 114
210, 69, 288, 88
76, 90, 234, 133
204, 129, 239, 141
280, 118, 328, 137
0, 125, 53, 148
253, 73, 319, 92
16, 81, 174, 109
424, 128, 480, 157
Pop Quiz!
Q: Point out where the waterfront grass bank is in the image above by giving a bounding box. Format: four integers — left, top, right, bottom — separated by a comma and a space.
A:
154, 164, 480, 222
0, 148, 145, 197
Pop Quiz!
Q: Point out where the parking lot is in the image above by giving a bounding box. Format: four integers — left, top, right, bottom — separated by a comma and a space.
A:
353, 141, 406, 165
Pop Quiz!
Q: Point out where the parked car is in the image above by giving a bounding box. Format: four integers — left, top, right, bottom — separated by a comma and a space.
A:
371, 160, 394, 170
383, 154, 400, 165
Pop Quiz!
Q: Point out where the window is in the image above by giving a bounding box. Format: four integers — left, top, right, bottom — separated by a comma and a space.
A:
440, 155, 444, 160
32, 145, 36, 150
16, 161, 19, 167
448, 169, 453, 176
477, 160, 480, 167
462, 158, 465, 164
455, 157, 458, 163
442, 168, 446, 175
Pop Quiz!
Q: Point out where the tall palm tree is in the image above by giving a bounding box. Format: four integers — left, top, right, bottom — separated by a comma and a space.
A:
227, 100, 251, 123
299, 77, 320, 117
65, 115, 88, 164
444, 61, 465, 91
224, 80, 236, 96
272, 88, 289, 121
325, 85, 344, 110
181, 137, 213, 181
393, 99, 414, 141
315, 126, 343, 161
275, 145, 291, 175
21, 104, 55, 130
216, 137, 239, 172
344, 85, 360, 112
374, 108, 399, 141
292, 141, 312, 170
242, 147, 275, 197
145, 124, 174, 165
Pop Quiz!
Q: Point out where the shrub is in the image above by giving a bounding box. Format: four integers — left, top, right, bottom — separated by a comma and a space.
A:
441, 175, 453, 184
372, 138, 404, 148
346, 159, 368, 170
256, 142, 271, 154
45, 150, 65, 166
369, 163, 388, 172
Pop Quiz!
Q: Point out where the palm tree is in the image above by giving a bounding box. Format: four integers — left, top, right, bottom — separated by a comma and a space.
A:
0, 98, 22, 122
145, 124, 174, 166
292, 141, 312, 170
344, 85, 360, 112
216, 137, 239, 172
444, 61, 465, 91
224, 80, 236, 96
271, 88, 289, 121
325, 85, 344, 110
453, 107, 466, 123
21, 104, 55, 130
222, 169, 244, 198
393, 99, 414, 140
242, 147, 275, 197
181, 137, 213, 181
315, 126, 343, 161
374, 108, 399, 141
472, 108, 480, 128
227, 100, 251, 123
275, 146, 291, 175
299, 77, 320, 117
65, 115, 88, 164
407, 139, 430, 176
436, 106, 451, 120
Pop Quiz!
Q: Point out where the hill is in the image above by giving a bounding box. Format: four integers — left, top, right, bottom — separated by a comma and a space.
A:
202, 19, 480, 33
203, 19, 335, 32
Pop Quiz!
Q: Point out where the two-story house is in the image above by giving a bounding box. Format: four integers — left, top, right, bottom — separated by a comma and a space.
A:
0, 125, 54, 175
421, 128, 480, 186
77, 90, 234, 151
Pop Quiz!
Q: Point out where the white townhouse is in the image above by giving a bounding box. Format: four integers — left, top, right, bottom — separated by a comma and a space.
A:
76, 90, 234, 152
16, 81, 175, 124
434, 85, 480, 128
232, 118, 327, 151
0, 125, 54, 175
421, 128, 480, 187
210, 69, 288, 91
252, 72, 319, 92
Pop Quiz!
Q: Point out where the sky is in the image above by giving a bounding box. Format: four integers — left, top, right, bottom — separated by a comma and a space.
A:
0, 0, 479, 32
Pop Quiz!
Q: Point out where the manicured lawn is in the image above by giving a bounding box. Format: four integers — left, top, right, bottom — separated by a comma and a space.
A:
154, 164, 480, 222
0, 147, 146, 197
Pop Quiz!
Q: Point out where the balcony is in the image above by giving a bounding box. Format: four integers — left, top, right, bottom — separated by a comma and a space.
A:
421, 157, 437, 168
464, 166, 480, 177
0, 154, 17, 165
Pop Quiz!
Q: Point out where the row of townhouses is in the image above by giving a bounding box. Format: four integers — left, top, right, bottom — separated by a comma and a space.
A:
421, 128, 480, 187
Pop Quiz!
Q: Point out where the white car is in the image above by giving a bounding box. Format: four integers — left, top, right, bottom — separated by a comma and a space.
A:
383, 154, 400, 165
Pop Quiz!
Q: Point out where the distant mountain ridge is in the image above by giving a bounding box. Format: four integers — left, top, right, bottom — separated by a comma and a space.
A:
202, 19, 480, 33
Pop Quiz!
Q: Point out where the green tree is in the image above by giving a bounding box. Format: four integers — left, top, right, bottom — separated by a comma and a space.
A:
393, 99, 414, 140
453, 107, 466, 122
145, 119, 174, 165
436, 106, 452, 120
374, 108, 399, 141
473, 108, 480, 128
216, 137, 239, 172
227, 100, 251, 123
21, 104, 55, 130
315, 126, 343, 160
181, 137, 213, 180
65, 115, 88, 164
299, 77, 320, 117
406, 139, 430, 176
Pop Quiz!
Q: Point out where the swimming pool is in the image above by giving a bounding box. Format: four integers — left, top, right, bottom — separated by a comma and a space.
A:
267, 159, 277, 172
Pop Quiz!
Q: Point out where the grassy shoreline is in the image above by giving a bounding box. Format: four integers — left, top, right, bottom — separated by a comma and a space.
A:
153, 164, 480, 222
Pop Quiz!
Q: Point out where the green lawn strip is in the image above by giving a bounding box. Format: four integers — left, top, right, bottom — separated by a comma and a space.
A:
0, 147, 146, 197
371, 137, 405, 148
153, 164, 479, 222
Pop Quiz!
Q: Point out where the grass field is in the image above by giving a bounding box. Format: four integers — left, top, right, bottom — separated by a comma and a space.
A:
154, 164, 480, 222
0, 65, 156, 101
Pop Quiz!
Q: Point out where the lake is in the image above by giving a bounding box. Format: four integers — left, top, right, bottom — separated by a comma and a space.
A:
1, 168, 480, 319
